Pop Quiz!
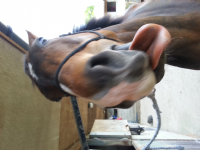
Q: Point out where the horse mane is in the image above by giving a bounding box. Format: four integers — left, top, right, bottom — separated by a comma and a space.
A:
73, 15, 123, 33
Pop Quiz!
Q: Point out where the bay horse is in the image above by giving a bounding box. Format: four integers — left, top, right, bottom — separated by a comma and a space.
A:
24, 0, 200, 108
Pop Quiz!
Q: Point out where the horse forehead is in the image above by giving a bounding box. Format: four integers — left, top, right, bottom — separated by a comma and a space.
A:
28, 32, 119, 66
61, 33, 97, 43
47, 36, 116, 55
83, 40, 117, 54
45, 34, 98, 52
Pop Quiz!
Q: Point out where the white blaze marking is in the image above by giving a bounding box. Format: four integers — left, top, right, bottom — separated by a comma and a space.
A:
91, 71, 156, 108
28, 63, 38, 80
60, 84, 75, 95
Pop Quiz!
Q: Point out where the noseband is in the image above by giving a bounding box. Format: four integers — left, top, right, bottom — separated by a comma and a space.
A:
55, 28, 119, 96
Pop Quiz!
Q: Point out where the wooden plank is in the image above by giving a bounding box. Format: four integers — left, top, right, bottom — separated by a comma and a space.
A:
0, 31, 27, 54
59, 97, 88, 150
59, 100, 105, 150
88, 104, 106, 133
66, 140, 81, 150
90, 120, 131, 138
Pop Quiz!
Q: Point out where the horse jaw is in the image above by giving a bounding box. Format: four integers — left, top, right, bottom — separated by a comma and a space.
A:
26, 31, 37, 47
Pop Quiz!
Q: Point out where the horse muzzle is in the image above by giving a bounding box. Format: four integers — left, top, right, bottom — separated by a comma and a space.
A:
85, 50, 151, 88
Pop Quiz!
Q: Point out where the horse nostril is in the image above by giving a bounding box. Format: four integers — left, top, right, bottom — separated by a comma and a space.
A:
85, 50, 149, 84
90, 57, 110, 68
89, 51, 124, 70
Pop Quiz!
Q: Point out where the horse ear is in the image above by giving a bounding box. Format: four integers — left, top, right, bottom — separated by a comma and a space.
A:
129, 24, 171, 70
26, 31, 37, 47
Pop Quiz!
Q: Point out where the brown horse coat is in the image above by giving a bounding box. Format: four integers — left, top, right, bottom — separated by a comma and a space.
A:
24, 0, 200, 108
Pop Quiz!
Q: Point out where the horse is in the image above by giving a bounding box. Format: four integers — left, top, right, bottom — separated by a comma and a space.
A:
24, 0, 200, 108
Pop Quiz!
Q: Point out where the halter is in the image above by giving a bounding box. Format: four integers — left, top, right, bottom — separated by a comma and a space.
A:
55, 28, 119, 96
54, 29, 119, 150
54, 30, 184, 150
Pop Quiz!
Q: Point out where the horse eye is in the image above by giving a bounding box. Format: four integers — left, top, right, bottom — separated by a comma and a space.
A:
38, 37, 48, 45
42, 39, 48, 45
38, 37, 43, 41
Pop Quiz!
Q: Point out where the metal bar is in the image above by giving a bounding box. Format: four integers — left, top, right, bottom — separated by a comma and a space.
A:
0, 22, 29, 51
70, 96, 89, 150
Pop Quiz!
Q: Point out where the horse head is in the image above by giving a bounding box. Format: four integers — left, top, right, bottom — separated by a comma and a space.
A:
24, 23, 171, 108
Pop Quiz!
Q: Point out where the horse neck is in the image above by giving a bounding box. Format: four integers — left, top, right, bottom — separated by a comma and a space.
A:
103, 21, 142, 43
103, 0, 200, 43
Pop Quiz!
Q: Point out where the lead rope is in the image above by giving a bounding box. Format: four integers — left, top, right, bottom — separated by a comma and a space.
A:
143, 89, 184, 150
70, 96, 89, 150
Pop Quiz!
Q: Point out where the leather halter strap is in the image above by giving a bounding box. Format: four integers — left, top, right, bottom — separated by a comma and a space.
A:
55, 29, 119, 97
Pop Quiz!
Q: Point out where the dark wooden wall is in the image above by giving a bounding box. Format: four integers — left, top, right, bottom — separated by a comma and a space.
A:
59, 98, 105, 150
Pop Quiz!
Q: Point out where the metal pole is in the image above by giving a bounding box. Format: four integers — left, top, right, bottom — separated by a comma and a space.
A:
70, 96, 89, 150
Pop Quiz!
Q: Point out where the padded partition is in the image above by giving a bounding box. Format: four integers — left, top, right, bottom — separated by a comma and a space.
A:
0, 32, 105, 150
0, 34, 61, 150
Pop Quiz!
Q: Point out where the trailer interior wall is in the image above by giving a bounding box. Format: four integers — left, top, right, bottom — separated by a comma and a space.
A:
139, 65, 200, 138
0, 32, 60, 150
0, 32, 105, 150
